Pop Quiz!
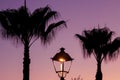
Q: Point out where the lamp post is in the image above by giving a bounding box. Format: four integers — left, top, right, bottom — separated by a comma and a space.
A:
51, 47, 74, 80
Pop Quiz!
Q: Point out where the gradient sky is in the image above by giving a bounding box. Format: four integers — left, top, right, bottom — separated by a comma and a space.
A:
0, 0, 120, 80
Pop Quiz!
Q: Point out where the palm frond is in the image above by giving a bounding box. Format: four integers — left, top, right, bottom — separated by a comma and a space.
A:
40, 20, 66, 44
108, 37, 120, 59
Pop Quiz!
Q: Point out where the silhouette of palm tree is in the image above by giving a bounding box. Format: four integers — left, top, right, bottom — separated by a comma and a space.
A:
75, 27, 120, 80
0, 4, 66, 80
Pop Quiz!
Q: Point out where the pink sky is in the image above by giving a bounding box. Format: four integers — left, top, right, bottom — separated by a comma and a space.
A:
0, 0, 120, 80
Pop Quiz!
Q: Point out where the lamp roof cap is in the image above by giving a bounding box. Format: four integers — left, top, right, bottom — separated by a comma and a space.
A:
52, 47, 74, 61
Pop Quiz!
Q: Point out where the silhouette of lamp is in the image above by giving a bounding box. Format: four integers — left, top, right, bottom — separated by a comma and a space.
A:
51, 48, 74, 80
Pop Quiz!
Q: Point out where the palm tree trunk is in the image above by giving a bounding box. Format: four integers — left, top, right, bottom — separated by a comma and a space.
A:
23, 40, 30, 80
95, 61, 102, 80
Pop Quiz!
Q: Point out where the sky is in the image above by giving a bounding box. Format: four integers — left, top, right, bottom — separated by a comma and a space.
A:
0, 0, 120, 80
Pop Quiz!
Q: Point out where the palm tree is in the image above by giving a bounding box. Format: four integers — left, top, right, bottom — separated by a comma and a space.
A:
0, 3, 66, 80
75, 27, 120, 80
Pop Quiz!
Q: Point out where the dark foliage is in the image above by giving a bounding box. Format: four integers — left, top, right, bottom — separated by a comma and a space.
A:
75, 27, 120, 80
0, 5, 66, 80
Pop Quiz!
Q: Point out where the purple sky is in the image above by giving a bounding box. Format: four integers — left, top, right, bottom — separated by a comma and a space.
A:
0, 0, 120, 80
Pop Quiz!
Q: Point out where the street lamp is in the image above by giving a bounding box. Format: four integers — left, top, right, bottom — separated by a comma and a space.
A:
51, 47, 74, 80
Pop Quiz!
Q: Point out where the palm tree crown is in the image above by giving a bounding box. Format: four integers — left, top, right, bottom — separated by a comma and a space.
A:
76, 27, 120, 61
0, 6, 66, 45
